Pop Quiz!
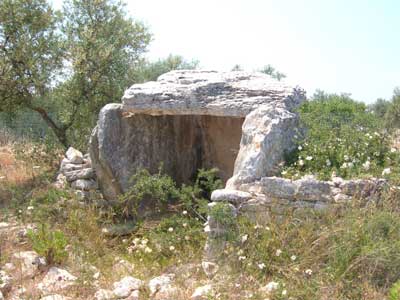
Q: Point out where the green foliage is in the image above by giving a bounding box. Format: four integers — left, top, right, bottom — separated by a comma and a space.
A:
328, 211, 400, 287
259, 64, 286, 81
383, 88, 400, 130
27, 224, 68, 265
369, 98, 391, 118
119, 167, 180, 217
389, 281, 400, 300
120, 167, 223, 219
133, 54, 199, 83
282, 92, 399, 180
0, 0, 151, 147
128, 214, 205, 267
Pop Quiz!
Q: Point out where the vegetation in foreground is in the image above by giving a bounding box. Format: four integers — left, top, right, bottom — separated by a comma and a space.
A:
1, 135, 400, 299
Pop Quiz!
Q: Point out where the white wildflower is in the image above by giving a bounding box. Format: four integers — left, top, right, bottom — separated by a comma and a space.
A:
391, 148, 397, 153
257, 262, 266, 270
362, 160, 371, 170
182, 210, 188, 215
27, 206, 34, 211
290, 255, 297, 261
306, 156, 313, 161
305, 269, 313, 276
169, 245, 175, 251
241, 234, 248, 243
298, 145, 303, 151
282, 289, 287, 296
182, 223, 188, 228
344, 155, 349, 161
326, 159, 331, 167
298, 159, 304, 166
144, 247, 153, 253
263, 281, 279, 293
382, 168, 391, 176
275, 249, 282, 257
168, 227, 174, 232
238, 256, 246, 261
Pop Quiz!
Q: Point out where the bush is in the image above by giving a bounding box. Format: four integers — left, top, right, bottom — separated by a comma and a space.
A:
27, 224, 68, 265
119, 167, 180, 217
120, 167, 223, 219
282, 93, 400, 180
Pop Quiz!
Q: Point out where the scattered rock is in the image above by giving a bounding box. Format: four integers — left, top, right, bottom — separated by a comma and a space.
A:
259, 281, 279, 294
201, 261, 219, 278
126, 290, 139, 300
71, 179, 97, 191
148, 274, 176, 298
65, 168, 95, 182
12, 251, 43, 278
65, 147, 84, 164
0, 271, 12, 294
94, 289, 115, 300
211, 189, 252, 204
191, 284, 214, 300
40, 295, 72, 300
37, 267, 77, 294
112, 276, 143, 299
112, 259, 135, 275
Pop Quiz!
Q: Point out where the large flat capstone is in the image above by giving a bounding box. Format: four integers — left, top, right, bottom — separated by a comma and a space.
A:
90, 70, 305, 200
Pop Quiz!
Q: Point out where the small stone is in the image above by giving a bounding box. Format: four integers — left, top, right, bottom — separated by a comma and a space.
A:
191, 284, 213, 300
112, 276, 143, 298
65, 147, 84, 164
71, 179, 97, 191
148, 274, 175, 297
112, 259, 135, 275
126, 290, 139, 300
37, 267, 77, 294
40, 295, 72, 300
259, 281, 279, 294
3, 263, 15, 272
94, 289, 115, 300
65, 168, 95, 182
0, 291, 3, 300
201, 261, 219, 278
0, 271, 12, 294
12, 251, 42, 278
211, 189, 252, 204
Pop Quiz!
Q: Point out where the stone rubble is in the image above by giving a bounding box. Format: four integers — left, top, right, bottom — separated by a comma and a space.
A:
37, 267, 77, 295
55, 147, 97, 200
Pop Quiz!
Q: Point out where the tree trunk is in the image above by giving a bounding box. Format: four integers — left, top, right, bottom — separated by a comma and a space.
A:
30, 106, 69, 148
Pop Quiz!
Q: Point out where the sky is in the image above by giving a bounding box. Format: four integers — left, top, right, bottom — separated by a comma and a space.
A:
53, 0, 400, 103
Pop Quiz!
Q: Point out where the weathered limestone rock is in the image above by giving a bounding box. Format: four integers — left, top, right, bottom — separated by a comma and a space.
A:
0, 271, 12, 295
191, 284, 214, 300
90, 70, 305, 201
64, 168, 95, 182
71, 179, 97, 191
211, 189, 252, 204
12, 251, 45, 279
112, 276, 143, 298
40, 295, 72, 300
65, 147, 84, 164
37, 267, 77, 294
148, 274, 177, 299
94, 289, 115, 300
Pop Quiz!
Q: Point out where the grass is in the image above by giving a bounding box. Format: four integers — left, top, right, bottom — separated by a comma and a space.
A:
1, 138, 400, 299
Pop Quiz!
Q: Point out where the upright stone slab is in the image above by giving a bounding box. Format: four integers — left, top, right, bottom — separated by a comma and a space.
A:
90, 70, 305, 201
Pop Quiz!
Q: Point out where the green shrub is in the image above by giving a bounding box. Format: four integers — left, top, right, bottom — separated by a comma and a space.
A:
389, 281, 400, 300
119, 167, 180, 217
120, 167, 223, 219
27, 224, 68, 265
282, 93, 400, 180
